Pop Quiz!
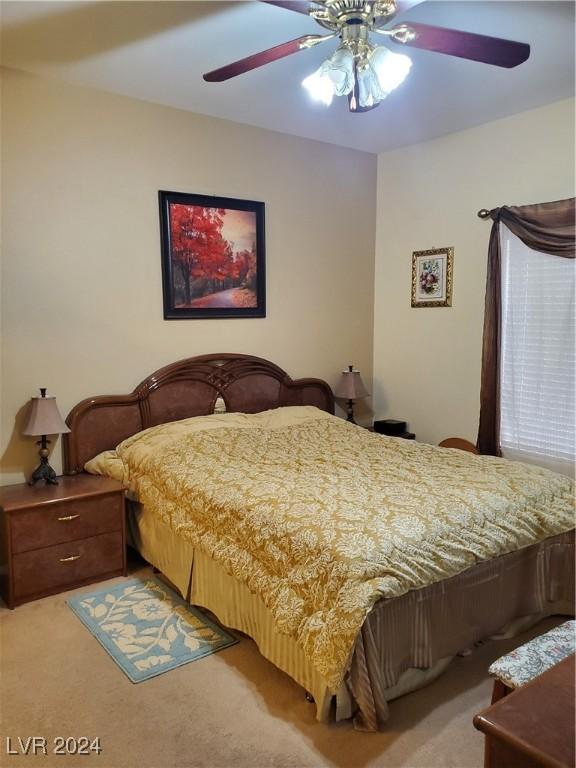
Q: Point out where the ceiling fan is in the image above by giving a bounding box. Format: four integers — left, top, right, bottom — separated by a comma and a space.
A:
203, 1, 530, 113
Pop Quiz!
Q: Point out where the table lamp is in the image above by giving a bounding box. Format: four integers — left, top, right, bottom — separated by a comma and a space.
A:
22, 388, 70, 485
334, 364, 369, 424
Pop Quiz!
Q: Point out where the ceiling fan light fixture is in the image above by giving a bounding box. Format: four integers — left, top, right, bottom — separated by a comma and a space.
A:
303, 39, 411, 109
204, 2, 531, 113
327, 47, 356, 94
302, 45, 355, 104
369, 45, 412, 94
302, 69, 335, 105
356, 61, 385, 108
356, 45, 412, 108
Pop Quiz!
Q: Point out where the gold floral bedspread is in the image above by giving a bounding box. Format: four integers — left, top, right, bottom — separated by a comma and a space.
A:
103, 407, 574, 691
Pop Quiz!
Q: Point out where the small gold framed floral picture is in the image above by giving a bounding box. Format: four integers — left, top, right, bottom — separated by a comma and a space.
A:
411, 247, 453, 308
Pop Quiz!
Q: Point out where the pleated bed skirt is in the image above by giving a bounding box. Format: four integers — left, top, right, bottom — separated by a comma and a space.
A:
127, 501, 574, 730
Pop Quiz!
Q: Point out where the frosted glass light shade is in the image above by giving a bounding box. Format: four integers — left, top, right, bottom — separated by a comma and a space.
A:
326, 47, 355, 95
358, 46, 412, 108
369, 46, 412, 95
302, 46, 355, 105
302, 69, 335, 105
357, 64, 387, 108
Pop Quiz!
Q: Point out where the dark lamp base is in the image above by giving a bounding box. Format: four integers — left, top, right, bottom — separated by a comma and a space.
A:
346, 399, 357, 425
29, 441, 59, 486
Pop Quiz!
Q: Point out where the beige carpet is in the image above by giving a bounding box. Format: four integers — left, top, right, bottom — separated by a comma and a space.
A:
0, 558, 562, 768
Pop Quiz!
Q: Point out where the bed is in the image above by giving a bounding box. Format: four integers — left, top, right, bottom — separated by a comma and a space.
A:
64, 353, 575, 730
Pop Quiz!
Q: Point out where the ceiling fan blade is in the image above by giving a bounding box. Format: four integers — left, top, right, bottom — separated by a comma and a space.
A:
391, 22, 530, 68
203, 34, 331, 82
260, 0, 313, 14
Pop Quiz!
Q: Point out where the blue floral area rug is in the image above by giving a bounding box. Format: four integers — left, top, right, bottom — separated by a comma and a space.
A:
68, 577, 238, 683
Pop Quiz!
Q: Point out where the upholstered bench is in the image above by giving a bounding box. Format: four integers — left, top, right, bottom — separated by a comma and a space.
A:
488, 619, 575, 703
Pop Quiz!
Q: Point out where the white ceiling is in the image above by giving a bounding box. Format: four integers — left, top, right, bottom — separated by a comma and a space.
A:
1, 0, 574, 153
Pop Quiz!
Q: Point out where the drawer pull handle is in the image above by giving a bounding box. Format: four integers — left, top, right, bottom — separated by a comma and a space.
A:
59, 554, 81, 563
57, 514, 80, 522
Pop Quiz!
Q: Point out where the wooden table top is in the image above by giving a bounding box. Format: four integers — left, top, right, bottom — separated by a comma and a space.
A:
0, 475, 123, 511
474, 654, 575, 768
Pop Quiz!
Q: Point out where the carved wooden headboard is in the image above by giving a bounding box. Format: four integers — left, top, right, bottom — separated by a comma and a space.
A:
64, 353, 334, 474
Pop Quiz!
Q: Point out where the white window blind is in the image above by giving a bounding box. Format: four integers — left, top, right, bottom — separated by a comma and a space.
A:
500, 225, 575, 476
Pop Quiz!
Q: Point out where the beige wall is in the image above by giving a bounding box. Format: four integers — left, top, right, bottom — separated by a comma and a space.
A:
373, 98, 575, 446
2, 68, 573, 485
0, 68, 376, 485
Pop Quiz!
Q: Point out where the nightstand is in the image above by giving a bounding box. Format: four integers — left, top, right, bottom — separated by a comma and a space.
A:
0, 475, 126, 608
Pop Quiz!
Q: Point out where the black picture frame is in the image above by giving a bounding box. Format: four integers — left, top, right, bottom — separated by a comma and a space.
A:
159, 190, 266, 319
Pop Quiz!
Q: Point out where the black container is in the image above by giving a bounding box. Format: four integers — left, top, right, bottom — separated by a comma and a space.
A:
373, 419, 407, 436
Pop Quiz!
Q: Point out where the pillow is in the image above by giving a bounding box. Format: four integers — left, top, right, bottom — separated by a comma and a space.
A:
84, 449, 126, 484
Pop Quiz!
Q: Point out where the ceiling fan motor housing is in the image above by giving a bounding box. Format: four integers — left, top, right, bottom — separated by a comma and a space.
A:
313, 0, 399, 31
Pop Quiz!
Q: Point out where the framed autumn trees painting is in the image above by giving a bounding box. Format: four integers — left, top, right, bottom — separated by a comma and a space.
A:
159, 191, 265, 319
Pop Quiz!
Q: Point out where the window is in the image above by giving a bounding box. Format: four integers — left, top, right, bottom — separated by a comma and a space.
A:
500, 225, 575, 475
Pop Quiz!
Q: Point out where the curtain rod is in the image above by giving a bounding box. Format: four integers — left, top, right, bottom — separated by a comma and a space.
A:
477, 209, 492, 219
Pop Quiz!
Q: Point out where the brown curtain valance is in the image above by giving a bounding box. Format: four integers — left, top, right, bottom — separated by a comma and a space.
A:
477, 198, 575, 456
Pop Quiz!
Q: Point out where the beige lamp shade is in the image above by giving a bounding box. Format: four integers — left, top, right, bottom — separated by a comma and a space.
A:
22, 391, 70, 437
334, 365, 369, 400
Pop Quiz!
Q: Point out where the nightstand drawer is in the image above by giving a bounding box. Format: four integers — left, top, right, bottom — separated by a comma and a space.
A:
12, 531, 124, 601
10, 494, 122, 554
